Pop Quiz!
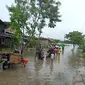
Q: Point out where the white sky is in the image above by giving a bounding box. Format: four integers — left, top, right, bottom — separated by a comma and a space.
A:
0, 0, 85, 40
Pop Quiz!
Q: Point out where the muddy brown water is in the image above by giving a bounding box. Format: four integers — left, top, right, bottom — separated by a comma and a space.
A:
0, 45, 85, 85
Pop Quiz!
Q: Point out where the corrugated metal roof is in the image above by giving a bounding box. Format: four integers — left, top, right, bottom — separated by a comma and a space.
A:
0, 33, 11, 38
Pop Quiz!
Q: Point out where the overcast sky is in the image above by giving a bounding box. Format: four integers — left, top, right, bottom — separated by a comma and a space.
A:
0, 0, 85, 40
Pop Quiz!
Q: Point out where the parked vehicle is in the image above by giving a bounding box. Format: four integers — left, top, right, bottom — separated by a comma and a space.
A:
0, 52, 22, 70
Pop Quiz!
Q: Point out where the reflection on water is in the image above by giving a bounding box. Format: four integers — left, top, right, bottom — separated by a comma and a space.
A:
57, 55, 60, 64
0, 45, 85, 85
50, 59, 53, 71
62, 49, 64, 55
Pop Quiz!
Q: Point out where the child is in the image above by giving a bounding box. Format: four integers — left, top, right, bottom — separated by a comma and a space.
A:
58, 48, 61, 55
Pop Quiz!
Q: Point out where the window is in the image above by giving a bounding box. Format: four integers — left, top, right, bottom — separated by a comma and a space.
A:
0, 29, 4, 33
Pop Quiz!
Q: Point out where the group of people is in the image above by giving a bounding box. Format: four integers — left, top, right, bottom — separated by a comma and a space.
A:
46, 45, 61, 59
35, 44, 65, 60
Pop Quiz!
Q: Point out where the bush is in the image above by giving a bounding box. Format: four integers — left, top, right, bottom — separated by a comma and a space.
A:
28, 39, 40, 48
81, 54, 85, 58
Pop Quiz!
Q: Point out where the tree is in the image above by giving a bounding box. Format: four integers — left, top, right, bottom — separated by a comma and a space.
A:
7, 0, 30, 43
26, 0, 61, 39
28, 39, 40, 48
7, 0, 61, 42
7, 0, 61, 37
65, 31, 85, 45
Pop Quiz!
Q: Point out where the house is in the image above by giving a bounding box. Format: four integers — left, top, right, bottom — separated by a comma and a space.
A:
0, 19, 13, 49
39, 37, 55, 46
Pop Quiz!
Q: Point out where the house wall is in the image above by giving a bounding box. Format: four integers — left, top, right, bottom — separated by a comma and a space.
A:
40, 40, 51, 46
0, 20, 12, 48
0, 25, 5, 34
6, 27, 16, 33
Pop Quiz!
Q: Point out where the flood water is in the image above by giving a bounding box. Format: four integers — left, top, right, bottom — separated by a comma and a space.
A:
0, 45, 85, 85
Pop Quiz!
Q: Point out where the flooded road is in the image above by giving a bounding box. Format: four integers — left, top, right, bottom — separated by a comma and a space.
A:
0, 45, 85, 85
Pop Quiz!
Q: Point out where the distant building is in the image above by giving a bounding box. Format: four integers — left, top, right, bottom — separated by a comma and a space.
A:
39, 37, 55, 46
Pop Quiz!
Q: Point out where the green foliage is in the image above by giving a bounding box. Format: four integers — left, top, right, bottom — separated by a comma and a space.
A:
7, 0, 61, 40
0, 48, 12, 52
12, 36, 20, 47
27, 0, 61, 38
80, 45, 85, 53
7, 0, 30, 39
81, 53, 85, 58
65, 31, 84, 45
28, 39, 40, 48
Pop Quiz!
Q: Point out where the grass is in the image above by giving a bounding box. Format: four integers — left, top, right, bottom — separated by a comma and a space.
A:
0, 48, 13, 53
81, 54, 85, 58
